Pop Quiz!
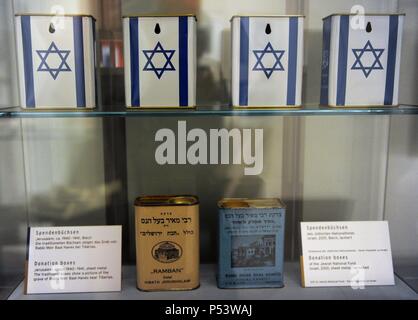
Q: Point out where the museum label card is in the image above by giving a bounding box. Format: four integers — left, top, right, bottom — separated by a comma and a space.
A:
25, 226, 122, 294
300, 221, 394, 287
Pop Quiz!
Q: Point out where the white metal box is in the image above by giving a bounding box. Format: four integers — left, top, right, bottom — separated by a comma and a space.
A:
231, 15, 304, 108
15, 14, 96, 109
320, 14, 404, 107
123, 15, 196, 108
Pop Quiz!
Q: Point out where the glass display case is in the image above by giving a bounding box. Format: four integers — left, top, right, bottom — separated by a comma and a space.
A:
0, 0, 417, 300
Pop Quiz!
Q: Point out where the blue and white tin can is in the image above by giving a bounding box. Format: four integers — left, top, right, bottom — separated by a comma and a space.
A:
15, 14, 96, 109
231, 16, 304, 108
123, 15, 196, 108
320, 14, 404, 107
218, 198, 286, 289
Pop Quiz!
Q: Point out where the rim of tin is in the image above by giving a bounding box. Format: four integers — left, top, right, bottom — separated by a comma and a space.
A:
230, 14, 305, 21
135, 195, 199, 207
126, 106, 196, 109
323, 13, 405, 20
232, 105, 302, 109
322, 104, 400, 108
218, 198, 285, 209
137, 283, 200, 292
15, 13, 96, 20
19, 107, 96, 110
122, 14, 197, 20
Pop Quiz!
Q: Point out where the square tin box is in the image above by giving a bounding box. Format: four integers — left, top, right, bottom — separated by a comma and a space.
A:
134, 195, 200, 291
320, 14, 404, 107
218, 198, 286, 288
231, 15, 304, 108
15, 14, 96, 109
123, 15, 196, 108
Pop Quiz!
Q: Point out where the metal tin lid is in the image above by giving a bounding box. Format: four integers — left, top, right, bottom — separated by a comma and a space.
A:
122, 14, 197, 21
230, 15, 305, 22
135, 195, 199, 207
218, 198, 285, 209
15, 13, 96, 20
323, 13, 405, 20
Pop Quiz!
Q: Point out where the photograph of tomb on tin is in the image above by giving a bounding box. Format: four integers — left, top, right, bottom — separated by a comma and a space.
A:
231, 234, 276, 268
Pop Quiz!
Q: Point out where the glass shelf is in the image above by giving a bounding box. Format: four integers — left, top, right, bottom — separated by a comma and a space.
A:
8, 263, 418, 300
0, 104, 417, 118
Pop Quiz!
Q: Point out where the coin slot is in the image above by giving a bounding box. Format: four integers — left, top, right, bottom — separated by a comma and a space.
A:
265, 23, 272, 34
49, 22, 56, 34
366, 21, 372, 33
154, 23, 161, 34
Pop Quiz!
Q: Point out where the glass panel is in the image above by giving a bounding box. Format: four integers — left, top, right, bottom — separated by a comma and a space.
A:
0, 0, 417, 300
0, 119, 27, 297
0, 105, 417, 118
385, 115, 418, 293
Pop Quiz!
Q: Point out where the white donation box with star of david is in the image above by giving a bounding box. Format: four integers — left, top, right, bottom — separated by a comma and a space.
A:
15, 14, 96, 109
123, 15, 196, 108
320, 14, 404, 107
231, 15, 304, 108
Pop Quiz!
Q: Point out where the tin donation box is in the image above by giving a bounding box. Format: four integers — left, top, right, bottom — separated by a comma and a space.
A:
320, 14, 404, 107
123, 15, 197, 108
231, 15, 304, 108
15, 14, 96, 109
134, 195, 200, 291
218, 198, 286, 288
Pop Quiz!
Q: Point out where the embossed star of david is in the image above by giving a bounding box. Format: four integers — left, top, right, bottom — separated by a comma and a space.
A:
252, 42, 285, 79
351, 40, 385, 78
142, 42, 176, 79
36, 42, 71, 80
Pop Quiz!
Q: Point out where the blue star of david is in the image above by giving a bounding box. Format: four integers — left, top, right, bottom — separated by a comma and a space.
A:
351, 40, 385, 78
36, 42, 71, 80
252, 42, 285, 79
142, 42, 176, 79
